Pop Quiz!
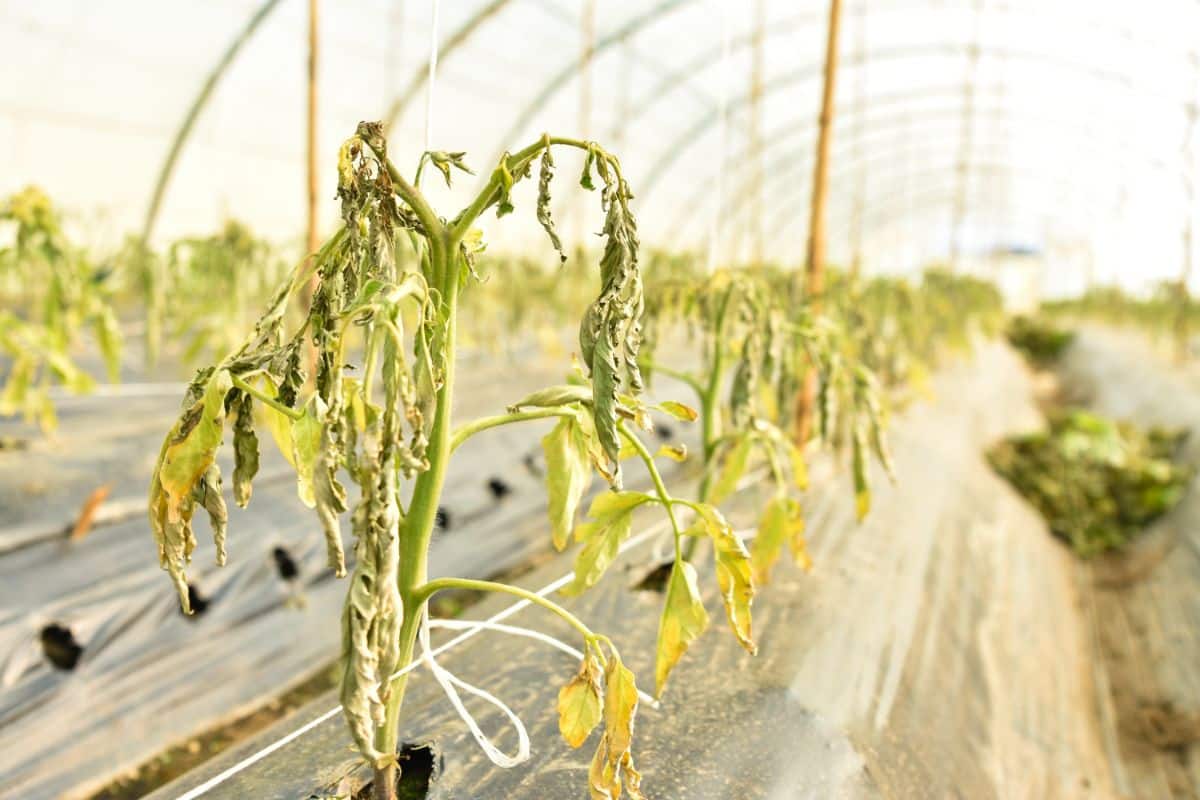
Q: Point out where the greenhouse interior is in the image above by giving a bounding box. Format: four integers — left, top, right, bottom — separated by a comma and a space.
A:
3, 1, 1200, 798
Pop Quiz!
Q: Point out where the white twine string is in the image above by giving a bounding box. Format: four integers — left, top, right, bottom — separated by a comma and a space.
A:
424, 0, 440, 150
172, 517, 672, 800
706, 0, 734, 274
418, 605, 531, 767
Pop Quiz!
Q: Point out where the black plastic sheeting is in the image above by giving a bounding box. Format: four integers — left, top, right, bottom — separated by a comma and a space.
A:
0, 354, 698, 800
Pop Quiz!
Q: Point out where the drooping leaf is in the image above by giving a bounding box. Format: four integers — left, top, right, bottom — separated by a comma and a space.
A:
291, 395, 326, 508
93, 305, 122, 382
536, 146, 566, 262
231, 390, 259, 508
557, 654, 604, 748
852, 417, 870, 521
751, 495, 809, 585
543, 413, 594, 550
654, 559, 709, 697
562, 491, 655, 596
149, 368, 233, 612
708, 435, 754, 505
587, 653, 646, 800
690, 503, 756, 655
655, 443, 687, 462
257, 374, 297, 468
655, 400, 698, 422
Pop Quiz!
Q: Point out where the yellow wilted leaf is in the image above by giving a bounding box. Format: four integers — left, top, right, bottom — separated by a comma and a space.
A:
852, 418, 870, 522
656, 400, 698, 422
562, 491, 654, 596
157, 369, 232, 514
788, 440, 809, 491
603, 654, 638, 754
655, 443, 687, 462
708, 435, 754, 504
149, 368, 233, 612
557, 655, 603, 748
291, 395, 326, 508
586, 652, 646, 800
542, 413, 593, 550
693, 503, 756, 655
257, 374, 296, 468
654, 560, 709, 697
752, 495, 808, 585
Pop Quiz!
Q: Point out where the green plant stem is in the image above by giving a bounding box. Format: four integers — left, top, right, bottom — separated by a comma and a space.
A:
413, 577, 597, 643
619, 423, 684, 563
374, 232, 459, 773
229, 373, 303, 420
449, 407, 577, 452
448, 136, 592, 243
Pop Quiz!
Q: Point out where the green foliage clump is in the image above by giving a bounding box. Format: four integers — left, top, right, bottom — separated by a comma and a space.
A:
1006, 314, 1075, 366
988, 410, 1192, 556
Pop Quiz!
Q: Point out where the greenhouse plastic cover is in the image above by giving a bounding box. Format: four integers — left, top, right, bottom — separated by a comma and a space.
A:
2, 0, 1199, 296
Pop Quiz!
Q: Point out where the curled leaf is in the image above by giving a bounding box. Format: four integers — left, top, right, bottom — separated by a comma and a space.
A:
231, 390, 259, 508
149, 368, 232, 612
536, 146, 566, 262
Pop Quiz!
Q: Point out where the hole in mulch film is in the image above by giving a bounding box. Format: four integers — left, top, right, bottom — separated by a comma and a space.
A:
40, 623, 83, 671
273, 545, 300, 581
184, 582, 210, 618
353, 742, 441, 800
522, 451, 543, 477
435, 506, 452, 532
487, 477, 513, 501
633, 560, 674, 593
656, 423, 675, 441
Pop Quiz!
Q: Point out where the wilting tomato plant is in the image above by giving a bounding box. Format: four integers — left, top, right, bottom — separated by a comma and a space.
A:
147, 122, 759, 800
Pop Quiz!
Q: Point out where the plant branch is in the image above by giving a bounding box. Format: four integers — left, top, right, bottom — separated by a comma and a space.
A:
448, 135, 595, 245
449, 407, 578, 452
618, 422, 685, 561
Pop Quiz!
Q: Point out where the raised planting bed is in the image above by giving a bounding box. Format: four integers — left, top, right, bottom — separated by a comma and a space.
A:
150, 342, 1122, 799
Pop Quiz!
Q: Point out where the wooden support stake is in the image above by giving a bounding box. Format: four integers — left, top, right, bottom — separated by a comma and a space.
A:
794, 0, 843, 444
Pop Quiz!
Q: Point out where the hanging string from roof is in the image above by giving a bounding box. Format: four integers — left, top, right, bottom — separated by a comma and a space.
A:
424, 0, 440, 150
707, 0, 734, 274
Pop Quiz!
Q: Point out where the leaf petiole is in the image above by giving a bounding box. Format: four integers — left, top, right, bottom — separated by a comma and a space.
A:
449, 407, 578, 452
229, 372, 303, 421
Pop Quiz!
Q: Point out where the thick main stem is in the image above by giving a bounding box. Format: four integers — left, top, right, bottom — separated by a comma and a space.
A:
373, 234, 459, 800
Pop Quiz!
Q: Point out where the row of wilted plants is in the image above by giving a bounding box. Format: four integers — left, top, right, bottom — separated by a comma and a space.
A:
133, 121, 1008, 799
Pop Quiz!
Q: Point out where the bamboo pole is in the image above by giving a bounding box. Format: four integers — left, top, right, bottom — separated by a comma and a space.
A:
794, 0, 843, 444
804, 0, 843, 299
